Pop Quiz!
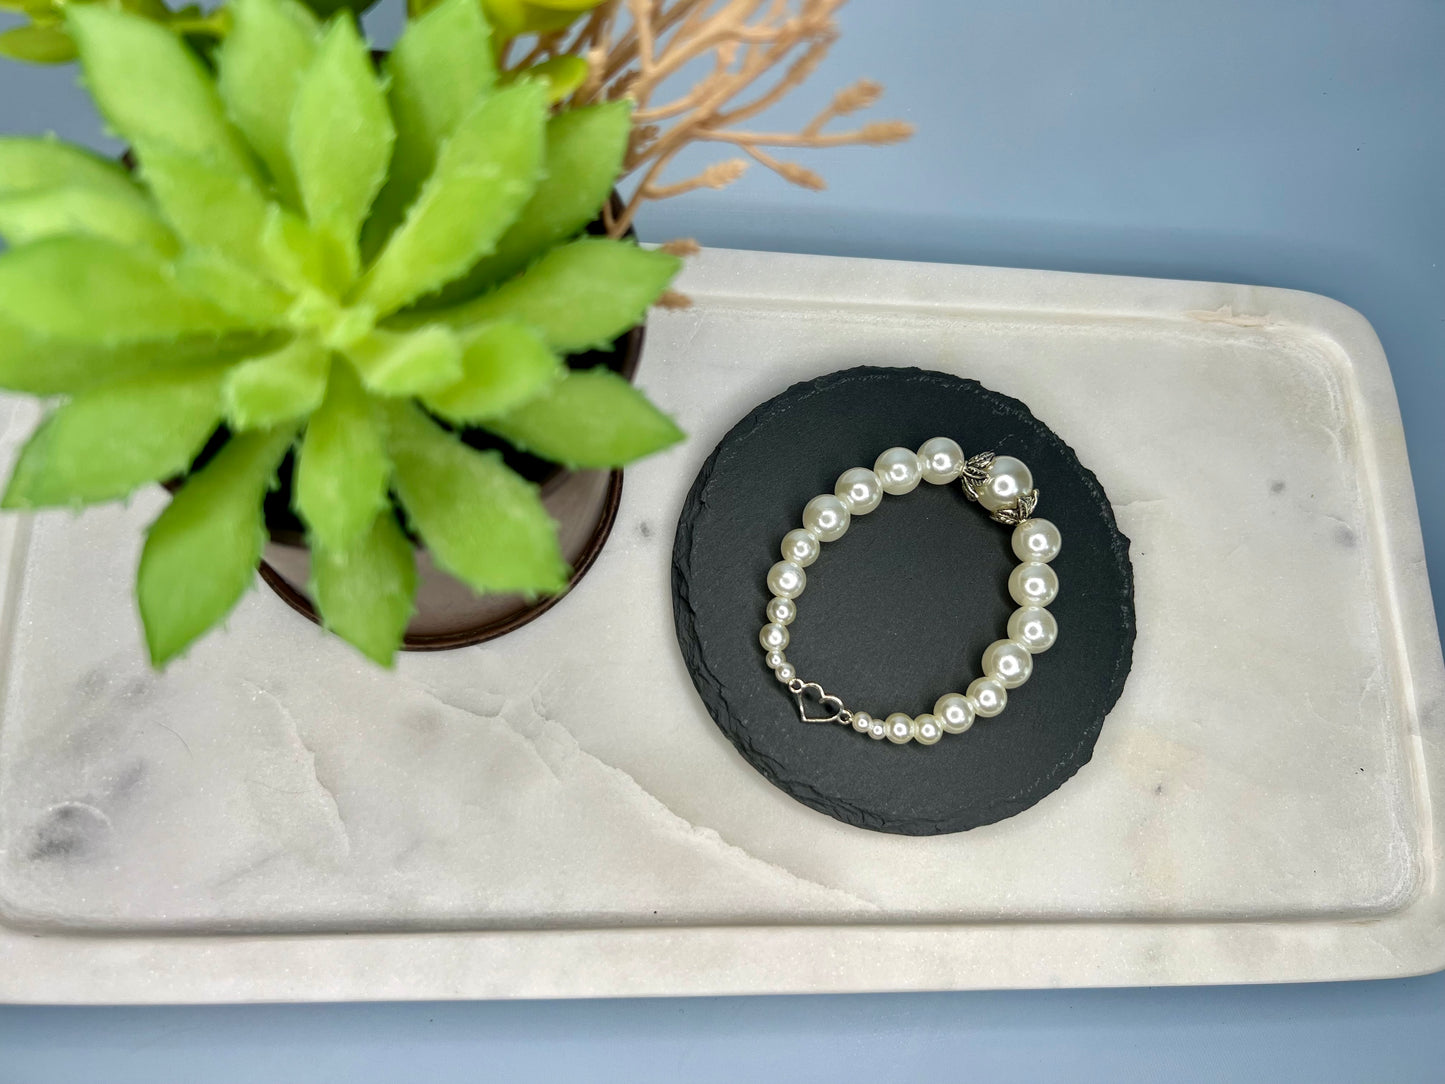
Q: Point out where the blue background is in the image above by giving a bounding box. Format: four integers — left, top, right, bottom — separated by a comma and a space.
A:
2, 0, 1444, 1079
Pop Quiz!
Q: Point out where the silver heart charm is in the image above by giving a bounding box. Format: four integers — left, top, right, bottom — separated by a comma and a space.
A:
791, 681, 848, 724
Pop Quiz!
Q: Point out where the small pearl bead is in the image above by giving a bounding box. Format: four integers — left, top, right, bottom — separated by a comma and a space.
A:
759, 622, 789, 651
775, 663, 796, 682
1008, 606, 1057, 653
767, 560, 806, 599
885, 712, 915, 744
915, 714, 942, 745
1012, 518, 1062, 563
802, 494, 850, 542
917, 436, 965, 484
868, 717, 887, 740
1009, 561, 1059, 607
934, 692, 976, 734
834, 467, 883, 514
781, 528, 820, 567
982, 638, 1033, 688
764, 649, 787, 669
852, 710, 874, 734
977, 455, 1033, 513
766, 596, 797, 626
873, 447, 922, 495
967, 676, 1007, 717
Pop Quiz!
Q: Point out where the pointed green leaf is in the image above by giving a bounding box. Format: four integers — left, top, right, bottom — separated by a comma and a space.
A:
507, 56, 588, 103
172, 251, 294, 325
386, 402, 567, 594
485, 367, 683, 468
431, 101, 631, 304
0, 185, 178, 255
2, 367, 225, 509
0, 137, 139, 199
361, 0, 494, 259
342, 325, 461, 395
294, 361, 389, 551
422, 238, 679, 351
288, 15, 393, 262
260, 206, 354, 297
355, 81, 547, 316
421, 321, 561, 424
137, 425, 296, 666
217, 0, 319, 206
136, 142, 278, 277
0, 236, 252, 340
311, 509, 416, 666
67, 4, 255, 181
223, 336, 330, 430
0, 24, 76, 63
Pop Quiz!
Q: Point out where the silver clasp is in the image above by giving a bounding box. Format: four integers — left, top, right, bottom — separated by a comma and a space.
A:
787, 678, 852, 725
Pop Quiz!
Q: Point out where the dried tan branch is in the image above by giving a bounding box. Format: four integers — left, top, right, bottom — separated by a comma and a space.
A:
703, 119, 915, 148
656, 289, 694, 309
741, 143, 823, 189
658, 238, 702, 256
642, 157, 748, 199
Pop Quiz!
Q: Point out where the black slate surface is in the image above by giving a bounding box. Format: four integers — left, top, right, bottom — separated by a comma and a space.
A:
671, 366, 1135, 835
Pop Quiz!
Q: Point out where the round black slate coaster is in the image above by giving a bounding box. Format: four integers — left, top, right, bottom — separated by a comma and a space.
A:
671, 366, 1135, 835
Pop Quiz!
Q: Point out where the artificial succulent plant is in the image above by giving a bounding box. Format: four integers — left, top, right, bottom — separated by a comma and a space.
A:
0, 0, 683, 667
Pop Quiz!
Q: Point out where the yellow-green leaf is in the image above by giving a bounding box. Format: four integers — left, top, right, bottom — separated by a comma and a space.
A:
0, 23, 76, 64
421, 320, 561, 424
506, 56, 587, 103
172, 251, 294, 325
311, 509, 416, 666
0, 185, 178, 255
294, 360, 389, 551
342, 325, 461, 396
223, 336, 330, 430
0, 137, 139, 199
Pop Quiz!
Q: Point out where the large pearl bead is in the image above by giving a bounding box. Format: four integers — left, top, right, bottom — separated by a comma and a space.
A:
781, 528, 820, 567
852, 710, 875, 734
1008, 606, 1057, 653
766, 596, 797, 626
934, 693, 976, 734
766, 560, 806, 599
802, 494, 850, 542
917, 436, 965, 484
914, 714, 943, 745
977, 455, 1033, 513
1012, 518, 1061, 563
834, 467, 883, 514
982, 638, 1033, 688
885, 712, 915, 744
873, 447, 922, 495
967, 676, 1007, 716
759, 622, 789, 651
1009, 561, 1059, 606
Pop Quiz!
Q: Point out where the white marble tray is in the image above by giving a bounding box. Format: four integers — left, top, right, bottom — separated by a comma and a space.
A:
1, 249, 1442, 1003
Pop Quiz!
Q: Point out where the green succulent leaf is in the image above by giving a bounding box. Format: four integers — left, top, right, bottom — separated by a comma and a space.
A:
355, 81, 548, 316
481, 0, 605, 40
217, 0, 320, 206
485, 367, 682, 468
311, 509, 416, 666
0, 185, 178, 255
431, 101, 631, 303
342, 326, 462, 396
0, 236, 253, 340
137, 425, 296, 666
505, 56, 588, 103
294, 360, 389, 552
223, 336, 330, 430
172, 251, 295, 325
289, 14, 394, 268
362, 0, 494, 258
0, 137, 140, 199
2, 367, 226, 509
421, 320, 561, 424
423, 238, 679, 352
295, 0, 379, 16
0, 23, 77, 64
386, 401, 567, 594
261, 206, 354, 297
67, 4, 255, 182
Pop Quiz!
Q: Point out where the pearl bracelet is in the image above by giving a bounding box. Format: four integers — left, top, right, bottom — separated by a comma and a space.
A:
759, 439, 1061, 745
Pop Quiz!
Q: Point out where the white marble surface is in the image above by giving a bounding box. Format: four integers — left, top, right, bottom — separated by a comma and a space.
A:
0, 249, 1441, 1000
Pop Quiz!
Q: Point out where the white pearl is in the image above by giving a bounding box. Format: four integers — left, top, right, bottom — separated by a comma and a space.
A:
967, 676, 1007, 717
766, 596, 797, 626
868, 717, 887, 740
982, 638, 1033, 688
1009, 561, 1058, 606
1012, 518, 1061, 563
775, 663, 796, 682
781, 528, 820, 567
1008, 606, 1057, 653
977, 455, 1033, 512
834, 467, 883, 514
914, 714, 943, 745
764, 649, 787, 669
934, 693, 976, 734
759, 623, 789, 651
917, 436, 965, 484
802, 494, 850, 542
873, 447, 922, 495
767, 560, 806, 599
852, 710, 874, 734
885, 712, 915, 744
